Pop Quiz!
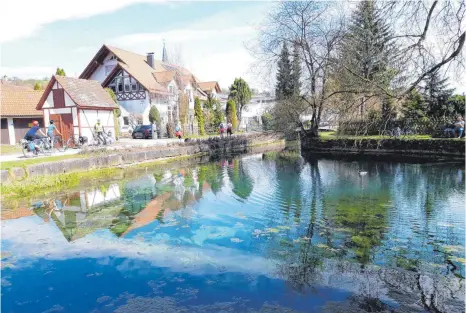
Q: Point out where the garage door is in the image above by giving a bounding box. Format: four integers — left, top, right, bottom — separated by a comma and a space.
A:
1, 118, 9, 145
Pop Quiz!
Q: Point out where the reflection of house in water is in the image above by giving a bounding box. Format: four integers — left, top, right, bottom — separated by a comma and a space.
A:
30, 167, 214, 241
34, 184, 124, 242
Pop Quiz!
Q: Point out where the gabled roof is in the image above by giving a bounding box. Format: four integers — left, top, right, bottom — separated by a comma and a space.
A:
198, 81, 221, 93
80, 45, 205, 95
37, 75, 118, 110
1, 83, 43, 117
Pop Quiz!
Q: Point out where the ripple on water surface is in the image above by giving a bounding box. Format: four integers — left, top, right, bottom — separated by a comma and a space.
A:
1, 154, 465, 313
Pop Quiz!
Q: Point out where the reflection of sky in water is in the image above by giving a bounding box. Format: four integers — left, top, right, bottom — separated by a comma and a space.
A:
1, 155, 465, 313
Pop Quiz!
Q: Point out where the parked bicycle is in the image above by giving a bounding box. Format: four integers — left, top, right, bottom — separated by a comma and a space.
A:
20, 137, 53, 158
64, 135, 89, 150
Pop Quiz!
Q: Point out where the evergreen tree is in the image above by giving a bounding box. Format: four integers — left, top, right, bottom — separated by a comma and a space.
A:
291, 41, 301, 97
275, 42, 293, 100
341, 0, 395, 115
148, 105, 161, 126
55, 68, 66, 76
421, 69, 454, 118
33, 82, 42, 90
194, 97, 205, 135
212, 101, 225, 127
228, 77, 251, 123
225, 99, 238, 129
402, 89, 428, 121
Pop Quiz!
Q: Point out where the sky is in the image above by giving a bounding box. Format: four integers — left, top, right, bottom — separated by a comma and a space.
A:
0, 0, 273, 91
0, 0, 464, 93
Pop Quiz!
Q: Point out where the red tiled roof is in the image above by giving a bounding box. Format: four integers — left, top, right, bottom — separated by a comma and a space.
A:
1, 83, 43, 117
198, 81, 221, 93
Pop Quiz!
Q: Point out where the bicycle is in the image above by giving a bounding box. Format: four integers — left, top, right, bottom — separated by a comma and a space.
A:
65, 135, 88, 150
20, 137, 53, 158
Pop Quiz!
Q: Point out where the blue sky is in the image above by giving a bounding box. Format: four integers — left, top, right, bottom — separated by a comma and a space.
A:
0, 1, 273, 90
1, 0, 464, 93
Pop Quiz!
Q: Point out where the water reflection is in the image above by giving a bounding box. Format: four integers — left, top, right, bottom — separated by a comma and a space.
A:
1, 153, 464, 313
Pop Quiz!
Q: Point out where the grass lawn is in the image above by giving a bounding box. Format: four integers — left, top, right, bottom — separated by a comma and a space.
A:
1, 153, 87, 171
1, 145, 23, 155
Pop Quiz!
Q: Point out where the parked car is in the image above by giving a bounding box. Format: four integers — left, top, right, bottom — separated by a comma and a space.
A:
132, 125, 153, 139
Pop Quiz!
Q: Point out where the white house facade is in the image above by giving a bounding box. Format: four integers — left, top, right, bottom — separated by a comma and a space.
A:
79, 45, 218, 136
37, 75, 118, 145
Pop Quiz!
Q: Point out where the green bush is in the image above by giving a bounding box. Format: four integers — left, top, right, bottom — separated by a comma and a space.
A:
194, 97, 205, 135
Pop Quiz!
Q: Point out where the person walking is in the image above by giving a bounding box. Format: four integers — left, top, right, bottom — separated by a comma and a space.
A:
94, 119, 106, 145
46, 120, 62, 148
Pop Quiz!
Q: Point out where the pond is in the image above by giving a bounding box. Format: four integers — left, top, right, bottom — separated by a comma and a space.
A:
1, 153, 465, 313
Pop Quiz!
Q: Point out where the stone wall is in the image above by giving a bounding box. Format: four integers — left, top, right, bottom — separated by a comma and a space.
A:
1, 133, 283, 185
301, 137, 465, 158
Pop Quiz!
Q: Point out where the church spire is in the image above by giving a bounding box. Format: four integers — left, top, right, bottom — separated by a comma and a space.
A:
162, 40, 168, 63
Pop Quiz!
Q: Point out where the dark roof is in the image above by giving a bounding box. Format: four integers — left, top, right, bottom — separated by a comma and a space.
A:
37, 76, 118, 110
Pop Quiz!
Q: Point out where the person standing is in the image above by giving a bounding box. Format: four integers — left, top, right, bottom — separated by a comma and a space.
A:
227, 121, 233, 137
219, 122, 225, 138
94, 119, 106, 145
175, 124, 183, 140
46, 120, 62, 147
454, 116, 464, 138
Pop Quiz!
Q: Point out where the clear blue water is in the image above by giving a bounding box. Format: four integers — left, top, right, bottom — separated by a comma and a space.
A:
1, 153, 465, 313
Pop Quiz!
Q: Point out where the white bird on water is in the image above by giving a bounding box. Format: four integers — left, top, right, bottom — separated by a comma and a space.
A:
358, 170, 368, 176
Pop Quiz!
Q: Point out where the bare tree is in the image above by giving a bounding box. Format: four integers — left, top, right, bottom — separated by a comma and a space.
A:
257, 2, 345, 137
255, 0, 465, 138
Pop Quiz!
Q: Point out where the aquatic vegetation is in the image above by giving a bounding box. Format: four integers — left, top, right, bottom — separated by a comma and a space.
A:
1, 154, 464, 312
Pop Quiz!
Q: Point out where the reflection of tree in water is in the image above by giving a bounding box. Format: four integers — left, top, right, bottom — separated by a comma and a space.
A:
228, 159, 254, 200
273, 154, 304, 222
197, 163, 224, 194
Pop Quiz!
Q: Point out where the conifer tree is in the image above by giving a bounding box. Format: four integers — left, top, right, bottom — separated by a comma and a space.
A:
340, 0, 395, 115
421, 69, 454, 118
225, 99, 238, 129
194, 97, 205, 135
291, 41, 301, 98
275, 42, 293, 100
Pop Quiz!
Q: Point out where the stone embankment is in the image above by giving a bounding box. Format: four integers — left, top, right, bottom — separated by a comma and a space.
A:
1, 133, 283, 185
301, 137, 465, 159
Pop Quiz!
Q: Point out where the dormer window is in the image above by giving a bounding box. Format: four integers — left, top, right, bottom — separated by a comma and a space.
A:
109, 55, 117, 60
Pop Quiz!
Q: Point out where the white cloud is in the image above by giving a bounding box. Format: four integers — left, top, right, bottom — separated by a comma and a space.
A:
1, 216, 276, 276
0, 66, 55, 79
109, 26, 254, 45
0, 0, 168, 43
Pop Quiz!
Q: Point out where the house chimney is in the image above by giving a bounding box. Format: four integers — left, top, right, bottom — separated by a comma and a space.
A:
147, 52, 155, 69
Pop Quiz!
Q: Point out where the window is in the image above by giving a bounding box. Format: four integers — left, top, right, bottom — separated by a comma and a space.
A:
124, 77, 130, 92
131, 77, 138, 91
123, 117, 129, 126
116, 78, 123, 93
105, 65, 115, 76
109, 55, 117, 60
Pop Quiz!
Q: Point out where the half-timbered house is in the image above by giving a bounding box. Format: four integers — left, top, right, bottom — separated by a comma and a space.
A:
79, 45, 215, 135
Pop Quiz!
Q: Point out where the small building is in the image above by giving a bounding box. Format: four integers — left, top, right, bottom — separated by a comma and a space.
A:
37, 75, 118, 144
198, 81, 221, 99
1, 83, 43, 145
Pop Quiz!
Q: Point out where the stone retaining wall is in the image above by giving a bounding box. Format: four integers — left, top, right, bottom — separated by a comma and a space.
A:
301, 137, 465, 158
1, 133, 282, 185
